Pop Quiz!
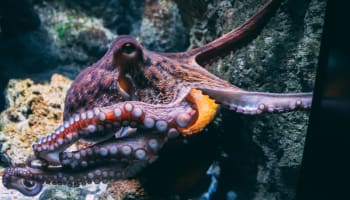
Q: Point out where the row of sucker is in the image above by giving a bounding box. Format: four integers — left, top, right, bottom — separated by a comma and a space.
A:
3, 161, 148, 194
32, 101, 196, 164
229, 99, 312, 115
59, 136, 164, 169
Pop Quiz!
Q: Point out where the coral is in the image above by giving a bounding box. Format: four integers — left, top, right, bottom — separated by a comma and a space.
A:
0, 74, 71, 164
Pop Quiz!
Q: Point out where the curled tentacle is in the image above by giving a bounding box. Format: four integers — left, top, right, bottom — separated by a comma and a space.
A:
3, 135, 167, 196
3, 167, 43, 196
3, 165, 143, 196
32, 101, 196, 165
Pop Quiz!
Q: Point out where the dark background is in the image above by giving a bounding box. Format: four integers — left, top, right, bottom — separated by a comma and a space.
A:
297, 0, 350, 199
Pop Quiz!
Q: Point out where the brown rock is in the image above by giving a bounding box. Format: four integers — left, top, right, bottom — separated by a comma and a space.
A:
0, 74, 71, 164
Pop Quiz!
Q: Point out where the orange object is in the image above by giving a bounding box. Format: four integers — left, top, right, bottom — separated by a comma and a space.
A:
179, 89, 219, 135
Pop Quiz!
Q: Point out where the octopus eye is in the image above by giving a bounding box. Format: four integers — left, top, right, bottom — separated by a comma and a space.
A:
121, 43, 136, 55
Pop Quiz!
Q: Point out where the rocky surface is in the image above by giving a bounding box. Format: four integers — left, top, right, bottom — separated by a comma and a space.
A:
140, 0, 188, 52
61, 0, 145, 36
182, 0, 326, 199
0, 74, 71, 164
0, 0, 326, 199
34, 1, 116, 68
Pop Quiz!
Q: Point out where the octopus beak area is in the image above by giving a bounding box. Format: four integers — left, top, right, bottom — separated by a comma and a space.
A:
2, 135, 165, 196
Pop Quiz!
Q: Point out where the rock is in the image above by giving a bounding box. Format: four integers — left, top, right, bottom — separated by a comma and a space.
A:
34, 1, 115, 67
61, 0, 145, 36
0, 74, 72, 164
95, 180, 146, 200
39, 186, 88, 200
140, 0, 189, 52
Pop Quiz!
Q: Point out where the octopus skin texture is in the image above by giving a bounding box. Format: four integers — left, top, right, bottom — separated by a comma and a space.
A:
2, 0, 313, 196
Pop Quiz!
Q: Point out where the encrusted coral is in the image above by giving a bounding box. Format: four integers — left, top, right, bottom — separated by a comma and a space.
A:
0, 74, 71, 164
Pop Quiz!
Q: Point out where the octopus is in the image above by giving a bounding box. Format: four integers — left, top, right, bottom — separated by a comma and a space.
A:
2, 0, 313, 196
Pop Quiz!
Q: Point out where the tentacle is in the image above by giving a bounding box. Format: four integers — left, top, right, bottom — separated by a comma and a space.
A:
32, 101, 196, 165
3, 164, 144, 196
3, 167, 43, 196
198, 86, 312, 114
59, 135, 166, 169
3, 135, 167, 196
161, 0, 281, 66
